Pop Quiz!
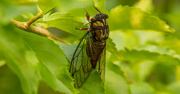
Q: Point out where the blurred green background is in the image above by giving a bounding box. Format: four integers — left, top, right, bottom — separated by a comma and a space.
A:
1, 0, 180, 94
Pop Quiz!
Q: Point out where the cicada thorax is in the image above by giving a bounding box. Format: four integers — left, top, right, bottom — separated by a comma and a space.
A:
86, 13, 109, 69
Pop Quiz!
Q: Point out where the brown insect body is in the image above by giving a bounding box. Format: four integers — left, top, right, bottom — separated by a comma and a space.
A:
86, 13, 109, 69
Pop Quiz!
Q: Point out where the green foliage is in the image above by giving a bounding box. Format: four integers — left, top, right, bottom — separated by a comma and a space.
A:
1, 0, 180, 94
109, 5, 175, 32
80, 70, 105, 94
0, 24, 40, 94
105, 59, 131, 94
23, 32, 76, 93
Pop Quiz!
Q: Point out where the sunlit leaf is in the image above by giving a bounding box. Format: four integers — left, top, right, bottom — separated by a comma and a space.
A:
38, 0, 57, 14
134, 45, 175, 55
109, 5, 175, 32
109, 30, 137, 50
94, 0, 105, 10
107, 38, 122, 60
120, 49, 180, 65
134, 0, 153, 12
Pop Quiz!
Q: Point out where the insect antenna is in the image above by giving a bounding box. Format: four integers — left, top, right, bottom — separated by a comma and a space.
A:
93, 6, 101, 13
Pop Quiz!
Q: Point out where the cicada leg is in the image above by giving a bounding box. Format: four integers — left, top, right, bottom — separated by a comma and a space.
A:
75, 8, 90, 31
75, 28, 88, 30
84, 8, 90, 22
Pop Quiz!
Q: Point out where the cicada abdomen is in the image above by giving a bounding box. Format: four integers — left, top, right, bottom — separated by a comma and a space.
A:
69, 6, 109, 88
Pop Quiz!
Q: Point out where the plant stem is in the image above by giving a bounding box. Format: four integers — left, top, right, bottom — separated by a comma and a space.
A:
11, 11, 70, 45
26, 11, 43, 27
11, 19, 70, 45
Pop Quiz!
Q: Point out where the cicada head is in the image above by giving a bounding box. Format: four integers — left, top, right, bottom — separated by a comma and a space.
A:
90, 13, 109, 41
91, 13, 108, 20
91, 13, 108, 25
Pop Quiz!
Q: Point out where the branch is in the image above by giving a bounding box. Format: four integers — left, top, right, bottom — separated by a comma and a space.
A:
26, 11, 43, 27
11, 12, 70, 45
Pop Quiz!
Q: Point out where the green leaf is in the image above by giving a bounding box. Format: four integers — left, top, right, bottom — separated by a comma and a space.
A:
55, 0, 94, 12
56, 42, 77, 62
0, 0, 37, 23
133, 30, 164, 45
120, 49, 180, 65
0, 24, 40, 94
108, 30, 130, 51
45, 6, 107, 19
80, 70, 105, 94
166, 14, 180, 27
38, 0, 94, 14
133, 60, 156, 81
22, 31, 76, 94
168, 81, 180, 94
109, 30, 166, 51
105, 0, 137, 11
134, 0, 153, 12
105, 61, 131, 94
40, 17, 86, 38
0, 60, 5, 67
134, 45, 175, 55
38, 0, 57, 14
130, 82, 154, 94
107, 37, 122, 60
0, 65, 24, 94
94, 0, 105, 10
109, 5, 175, 32
0, 51, 6, 67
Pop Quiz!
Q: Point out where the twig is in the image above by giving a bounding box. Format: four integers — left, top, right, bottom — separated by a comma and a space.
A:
11, 11, 70, 45
25, 11, 43, 27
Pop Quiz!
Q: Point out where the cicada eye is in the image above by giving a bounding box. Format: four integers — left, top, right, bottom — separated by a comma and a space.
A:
106, 14, 109, 18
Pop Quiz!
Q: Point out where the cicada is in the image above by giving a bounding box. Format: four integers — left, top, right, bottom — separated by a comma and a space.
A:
69, 6, 109, 88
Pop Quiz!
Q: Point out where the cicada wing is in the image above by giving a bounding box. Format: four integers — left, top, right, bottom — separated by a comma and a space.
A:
69, 32, 93, 88
97, 45, 106, 84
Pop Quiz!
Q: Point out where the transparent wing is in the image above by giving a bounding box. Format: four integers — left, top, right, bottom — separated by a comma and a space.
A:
69, 31, 106, 88
97, 46, 106, 84
69, 31, 93, 88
